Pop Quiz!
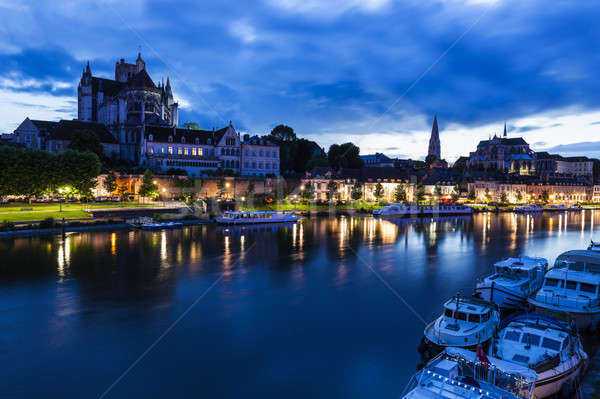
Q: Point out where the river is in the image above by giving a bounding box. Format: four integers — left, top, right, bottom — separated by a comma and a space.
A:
1, 211, 598, 398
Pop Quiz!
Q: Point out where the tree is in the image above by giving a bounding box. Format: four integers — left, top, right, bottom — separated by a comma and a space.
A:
500, 191, 508, 204
57, 150, 101, 198
182, 122, 201, 130
247, 180, 255, 196
541, 190, 549, 203
467, 189, 476, 202
484, 187, 492, 203
415, 183, 426, 202
117, 184, 129, 201
451, 185, 460, 202
326, 180, 338, 202
327, 143, 364, 170
68, 130, 103, 158
351, 181, 362, 201
274, 178, 288, 200
269, 124, 297, 142
433, 185, 442, 198
374, 183, 384, 201
425, 154, 438, 166
301, 181, 314, 201
306, 154, 329, 170
394, 185, 407, 203
138, 169, 159, 201
103, 171, 118, 195
516, 190, 523, 202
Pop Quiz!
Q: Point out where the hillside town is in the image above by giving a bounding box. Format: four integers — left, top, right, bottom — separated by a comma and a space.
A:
1, 53, 599, 206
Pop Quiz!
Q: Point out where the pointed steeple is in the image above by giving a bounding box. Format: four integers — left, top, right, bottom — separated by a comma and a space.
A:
85, 61, 91, 74
503, 121, 507, 137
165, 77, 173, 98
428, 115, 441, 159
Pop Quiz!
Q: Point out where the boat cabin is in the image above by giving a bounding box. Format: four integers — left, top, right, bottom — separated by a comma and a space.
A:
222, 211, 278, 220
553, 249, 600, 273
443, 297, 494, 325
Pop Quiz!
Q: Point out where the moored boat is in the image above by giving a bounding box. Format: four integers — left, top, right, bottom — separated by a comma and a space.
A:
373, 204, 472, 217
475, 256, 548, 311
515, 204, 543, 212
402, 347, 537, 399
544, 204, 567, 212
373, 203, 420, 216
588, 240, 600, 252
492, 313, 587, 398
420, 295, 500, 361
528, 249, 600, 330
216, 211, 299, 224
568, 204, 582, 212
140, 221, 183, 230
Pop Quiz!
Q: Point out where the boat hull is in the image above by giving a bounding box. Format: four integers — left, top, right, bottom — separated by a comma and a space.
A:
533, 357, 587, 398
528, 298, 600, 330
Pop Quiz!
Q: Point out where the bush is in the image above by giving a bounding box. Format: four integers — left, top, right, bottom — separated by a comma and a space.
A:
39, 217, 56, 229
0, 220, 15, 231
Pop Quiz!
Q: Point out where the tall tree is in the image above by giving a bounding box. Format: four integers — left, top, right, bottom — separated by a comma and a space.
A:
374, 183, 384, 201
103, 171, 118, 194
351, 181, 362, 201
467, 189, 476, 202
301, 181, 315, 201
327, 143, 364, 170
57, 150, 101, 198
326, 180, 338, 202
451, 185, 460, 202
182, 122, 201, 130
415, 183, 425, 202
68, 130, 103, 158
394, 185, 407, 203
269, 125, 297, 142
139, 169, 159, 200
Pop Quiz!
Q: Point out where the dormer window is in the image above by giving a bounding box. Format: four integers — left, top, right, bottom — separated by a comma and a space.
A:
168, 135, 173, 143
195, 137, 199, 144
148, 134, 153, 142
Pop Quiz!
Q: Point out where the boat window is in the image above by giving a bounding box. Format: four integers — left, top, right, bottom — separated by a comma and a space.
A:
444, 308, 453, 318
481, 312, 490, 322
504, 330, 521, 342
566, 281, 578, 290
588, 263, 600, 274
541, 337, 562, 351
467, 314, 480, 323
520, 333, 541, 347
544, 278, 562, 288
516, 269, 529, 278
455, 312, 467, 321
580, 283, 597, 294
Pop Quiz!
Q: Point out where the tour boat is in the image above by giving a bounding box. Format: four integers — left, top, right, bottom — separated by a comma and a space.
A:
420, 295, 500, 361
475, 256, 548, 311
216, 211, 299, 224
515, 204, 544, 212
544, 204, 567, 212
493, 313, 587, 398
402, 347, 537, 399
373, 203, 420, 216
568, 204, 582, 211
528, 249, 600, 330
373, 204, 472, 217
140, 221, 183, 230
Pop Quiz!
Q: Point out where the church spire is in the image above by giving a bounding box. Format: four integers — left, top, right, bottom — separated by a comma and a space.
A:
503, 121, 507, 137
428, 115, 441, 159
85, 61, 91, 74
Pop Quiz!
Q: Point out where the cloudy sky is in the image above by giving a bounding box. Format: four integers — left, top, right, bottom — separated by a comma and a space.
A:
1, 0, 599, 161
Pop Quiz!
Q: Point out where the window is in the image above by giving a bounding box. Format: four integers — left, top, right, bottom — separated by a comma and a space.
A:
177, 147, 182, 155
541, 338, 562, 351
566, 281, 578, 290
545, 278, 562, 288
168, 146, 173, 154
444, 309, 453, 318
455, 312, 467, 321
480, 311, 490, 322
259, 150, 264, 157
181, 137, 186, 144
521, 333, 541, 346
168, 136, 173, 143
207, 138, 212, 144
581, 283, 597, 294
195, 138, 199, 144
198, 148, 203, 156
467, 314, 480, 323
184, 147, 189, 155
149, 146, 154, 154
148, 134, 153, 141
266, 151, 270, 157
504, 330, 521, 342
161, 147, 165, 153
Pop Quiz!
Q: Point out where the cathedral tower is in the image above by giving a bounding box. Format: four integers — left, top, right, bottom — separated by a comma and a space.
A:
428, 115, 441, 159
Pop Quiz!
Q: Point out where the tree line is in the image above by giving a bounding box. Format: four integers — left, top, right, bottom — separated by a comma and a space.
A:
0, 146, 101, 199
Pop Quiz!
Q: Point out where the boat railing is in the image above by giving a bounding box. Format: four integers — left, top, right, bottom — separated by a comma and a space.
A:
536, 290, 599, 309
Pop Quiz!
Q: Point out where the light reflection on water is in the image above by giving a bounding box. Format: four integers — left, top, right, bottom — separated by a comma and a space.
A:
1, 211, 600, 398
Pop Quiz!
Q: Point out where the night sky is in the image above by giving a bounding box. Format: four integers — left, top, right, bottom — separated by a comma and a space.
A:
1, 0, 599, 160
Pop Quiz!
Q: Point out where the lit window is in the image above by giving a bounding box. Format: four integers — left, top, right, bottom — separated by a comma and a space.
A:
192, 148, 196, 156
168, 146, 173, 154
184, 147, 189, 155
161, 147, 164, 153
178, 147, 182, 155
149, 146, 154, 154
198, 148, 203, 156
149, 134, 153, 141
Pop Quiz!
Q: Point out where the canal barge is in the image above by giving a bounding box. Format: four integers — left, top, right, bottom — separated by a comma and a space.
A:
528, 250, 600, 330
475, 256, 548, 311
403, 347, 537, 399
373, 204, 472, 217
216, 211, 299, 225
492, 313, 587, 398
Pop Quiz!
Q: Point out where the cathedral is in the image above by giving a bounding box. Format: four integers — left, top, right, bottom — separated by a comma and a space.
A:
77, 53, 179, 161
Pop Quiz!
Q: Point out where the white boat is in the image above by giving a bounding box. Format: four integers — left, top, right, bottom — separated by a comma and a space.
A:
373, 203, 420, 216
493, 314, 587, 398
373, 204, 472, 217
140, 221, 183, 230
568, 204, 582, 212
422, 295, 500, 360
475, 256, 548, 311
515, 204, 544, 212
544, 204, 567, 212
402, 347, 537, 399
528, 249, 600, 330
216, 211, 299, 224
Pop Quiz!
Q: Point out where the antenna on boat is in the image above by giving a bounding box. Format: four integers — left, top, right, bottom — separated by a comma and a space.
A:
456, 292, 460, 312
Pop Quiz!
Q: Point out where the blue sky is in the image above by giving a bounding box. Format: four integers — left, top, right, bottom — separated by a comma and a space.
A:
1, 0, 599, 160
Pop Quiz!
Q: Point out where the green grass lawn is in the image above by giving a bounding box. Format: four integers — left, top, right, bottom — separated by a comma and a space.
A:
239, 201, 382, 212
0, 202, 164, 223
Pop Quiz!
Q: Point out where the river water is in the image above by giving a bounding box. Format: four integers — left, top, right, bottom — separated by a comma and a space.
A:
1, 211, 599, 398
